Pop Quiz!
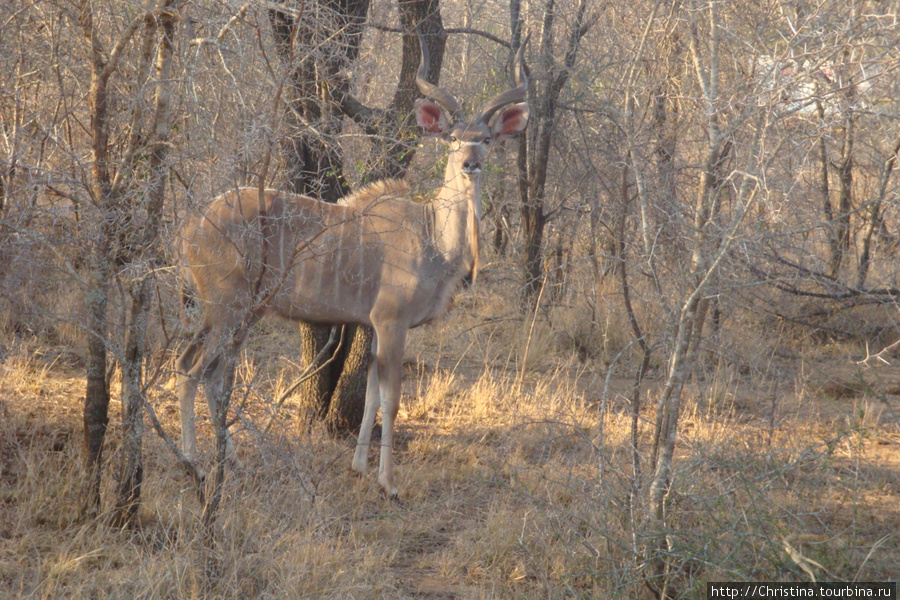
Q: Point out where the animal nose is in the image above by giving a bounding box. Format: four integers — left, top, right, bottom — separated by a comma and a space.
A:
463, 159, 481, 174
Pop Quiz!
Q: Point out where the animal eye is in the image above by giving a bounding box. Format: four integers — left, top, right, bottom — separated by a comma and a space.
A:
449, 135, 458, 142
483, 137, 492, 145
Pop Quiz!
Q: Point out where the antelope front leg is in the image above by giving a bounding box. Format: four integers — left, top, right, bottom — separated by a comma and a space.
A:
376, 360, 402, 499
352, 354, 380, 474
374, 326, 405, 499
178, 374, 200, 462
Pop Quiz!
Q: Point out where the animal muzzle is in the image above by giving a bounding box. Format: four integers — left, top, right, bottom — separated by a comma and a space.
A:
462, 159, 482, 175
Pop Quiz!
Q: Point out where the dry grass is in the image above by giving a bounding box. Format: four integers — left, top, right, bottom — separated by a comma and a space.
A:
1, 273, 899, 599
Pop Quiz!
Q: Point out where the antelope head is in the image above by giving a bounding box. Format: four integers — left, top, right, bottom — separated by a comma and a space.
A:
414, 34, 530, 280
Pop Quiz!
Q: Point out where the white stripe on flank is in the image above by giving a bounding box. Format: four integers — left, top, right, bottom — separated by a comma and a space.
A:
333, 221, 345, 304
297, 247, 307, 300
314, 226, 325, 303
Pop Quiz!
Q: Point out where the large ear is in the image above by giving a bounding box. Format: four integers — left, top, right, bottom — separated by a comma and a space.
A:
415, 99, 451, 136
491, 103, 529, 140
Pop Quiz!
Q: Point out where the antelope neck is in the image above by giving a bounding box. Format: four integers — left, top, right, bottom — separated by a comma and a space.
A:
431, 164, 481, 273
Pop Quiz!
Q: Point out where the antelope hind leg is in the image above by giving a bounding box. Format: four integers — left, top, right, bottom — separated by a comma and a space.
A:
175, 331, 206, 463
352, 346, 381, 475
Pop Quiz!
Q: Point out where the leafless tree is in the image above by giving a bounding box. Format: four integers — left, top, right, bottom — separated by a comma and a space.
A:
511, 0, 594, 303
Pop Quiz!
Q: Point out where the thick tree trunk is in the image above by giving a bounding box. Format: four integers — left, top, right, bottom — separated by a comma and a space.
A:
296, 324, 372, 434
298, 324, 336, 421
858, 135, 900, 287
816, 101, 839, 274
79, 0, 116, 514
519, 122, 545, 301
325, 324, 374, 433
111, 2, 179, 524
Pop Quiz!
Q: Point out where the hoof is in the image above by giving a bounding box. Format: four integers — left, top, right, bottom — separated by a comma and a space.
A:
350, 459, 367, 476
351, 447, 369, 475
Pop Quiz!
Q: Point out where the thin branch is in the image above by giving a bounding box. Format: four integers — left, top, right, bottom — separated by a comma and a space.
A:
857, 339, 900, 367
369, 22, 511, 47
756, 252, 900, 300
189, 1, 251, 48
262, 326, 344, 434
141, 391, 205, 499
101, 13, 152, 82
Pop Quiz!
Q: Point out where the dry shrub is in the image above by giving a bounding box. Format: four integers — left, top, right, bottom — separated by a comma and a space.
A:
549, 300, 635, 365
0, 221, 88, 355
2, 258, 899, 599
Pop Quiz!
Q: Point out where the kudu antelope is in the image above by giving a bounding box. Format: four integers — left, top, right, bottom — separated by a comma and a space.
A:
175, 38, 529, 498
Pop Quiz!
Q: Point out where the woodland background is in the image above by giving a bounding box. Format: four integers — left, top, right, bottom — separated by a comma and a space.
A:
0, 0, 898, 597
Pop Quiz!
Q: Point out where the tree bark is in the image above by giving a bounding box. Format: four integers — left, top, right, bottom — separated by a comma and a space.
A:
114, 276, 149, 525
488, 145, 510, 256
817, 100, 838, 273
830, 104, 854, 278
83, 252, 111, 515
360, 0, 444, 181
325, 324, 374, 434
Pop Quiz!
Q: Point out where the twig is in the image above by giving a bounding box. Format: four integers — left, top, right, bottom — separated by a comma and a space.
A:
368, 22, 512, 48
189, 1, 251, 48
140, 391, 205, 503
857, 338, 900, 366
782, 535, 830, 583
854, 533, 893, 581
262, 326, 343, 434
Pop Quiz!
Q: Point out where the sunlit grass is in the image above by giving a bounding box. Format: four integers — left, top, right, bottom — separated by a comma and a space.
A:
1, 273, 898, 598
